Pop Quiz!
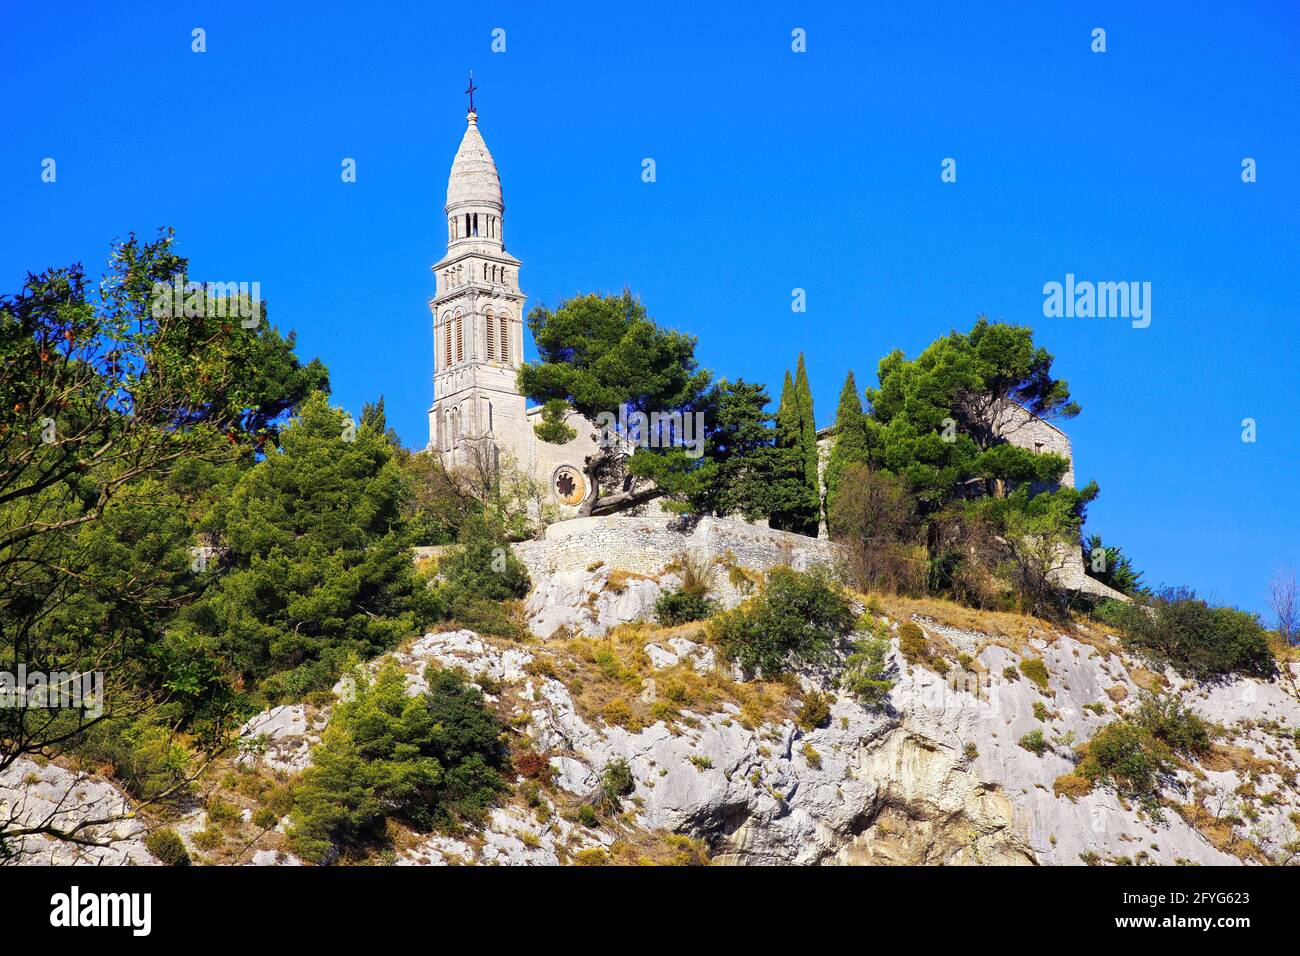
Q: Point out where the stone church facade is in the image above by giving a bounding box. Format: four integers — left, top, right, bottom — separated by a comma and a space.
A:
427, 107, 599, 511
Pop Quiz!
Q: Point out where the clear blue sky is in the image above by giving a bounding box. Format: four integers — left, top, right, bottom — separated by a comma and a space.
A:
3, 1, 1297, 617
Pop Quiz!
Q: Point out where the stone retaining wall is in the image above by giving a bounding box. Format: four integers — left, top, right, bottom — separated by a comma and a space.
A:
513, 515, 842, 580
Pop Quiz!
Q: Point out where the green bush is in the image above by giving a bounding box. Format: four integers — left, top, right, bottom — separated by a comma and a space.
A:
796, 690, 832, 731
288, 661, 508, 863
1075, 695, 1214, 812
709, 566, 854, 679
436, 515, 531, 638
1018, 657, 1050, 690
1019, 728, 1048, 756
1103, 587, 1274, 681
61, 715, 192, 801
601, 758, 636, 806
896, 621, 927, 661
654, 588, 718, 626
144, 828, 190, 866
841, 632, 893, 707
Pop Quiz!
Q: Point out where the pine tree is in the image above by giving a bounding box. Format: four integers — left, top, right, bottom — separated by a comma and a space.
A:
189, 392, 442, 701
823, 370, 871, 522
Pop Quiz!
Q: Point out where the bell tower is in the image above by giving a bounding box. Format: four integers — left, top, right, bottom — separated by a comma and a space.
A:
428, 80, 528, 466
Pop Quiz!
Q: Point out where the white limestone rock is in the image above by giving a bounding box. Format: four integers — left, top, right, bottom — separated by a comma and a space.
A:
237, 703, 324, 774
0, 758, 155, 865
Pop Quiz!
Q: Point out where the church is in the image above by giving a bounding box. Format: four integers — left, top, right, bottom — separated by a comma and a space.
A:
426, 96, 601, 512
423, 92, 1120, 604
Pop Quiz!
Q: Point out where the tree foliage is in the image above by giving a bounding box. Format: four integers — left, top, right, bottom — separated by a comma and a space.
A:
823, 370, 870, 517
519, 291, 711, 514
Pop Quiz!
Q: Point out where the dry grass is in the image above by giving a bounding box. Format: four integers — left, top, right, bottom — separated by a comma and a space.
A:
534, 622, 794, 733
1053, 772, 1093, 800
1201, 743, 1282, 779
1128, 666, 1169, 694
1176, 802, 1271, 864
868, 595, 1060, 647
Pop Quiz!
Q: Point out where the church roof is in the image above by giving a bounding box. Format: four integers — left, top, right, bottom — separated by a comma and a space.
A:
446, 111, 503, 210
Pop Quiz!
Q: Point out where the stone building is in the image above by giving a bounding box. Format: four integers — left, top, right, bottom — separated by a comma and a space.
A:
426, 105, 600, 512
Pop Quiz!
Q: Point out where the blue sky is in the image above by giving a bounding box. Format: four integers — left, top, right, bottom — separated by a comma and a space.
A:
3, 1, 1297, 617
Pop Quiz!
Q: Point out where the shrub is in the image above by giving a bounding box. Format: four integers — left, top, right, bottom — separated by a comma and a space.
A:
513, 750, 552, 781
963, 742, 979, 761
1019, 657, 1050, 690
1133, 695, 1213, 758
288, 661, 508, 863
796, 690, 832, 731
577, 804, 600, 828
62, 715, 191, 801
801, 742, 822, 770
144, 829, 190, 866
1076, 720, 1165, 807
655, 588, 718, 626
1019, 728, 1048, 756
897, 621, 927, 662
1053, 772, 1092, 800
436, 515, 531, 638
829, 464, 925, 594
600, 758, 635, 806
709, 566, 854, 679
252, 807, 279, 830
1104, 587, 1274, 681
841, 632, 893, 706
1073, 696, 1212, 813
1002, 665, 1019, 681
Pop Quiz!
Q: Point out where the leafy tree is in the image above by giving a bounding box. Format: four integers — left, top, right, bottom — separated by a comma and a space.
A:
1099, 587, 1275, 681
518, 291, 712, 515
770, 365, 819, 535
288, 661, 507, 863
709, 566, 854, 679
823, 370, 870, 516
1082, 533, 1147, 597
185, 392, 441, 702
865, 317, 1076, 510
0, 231, 325, 847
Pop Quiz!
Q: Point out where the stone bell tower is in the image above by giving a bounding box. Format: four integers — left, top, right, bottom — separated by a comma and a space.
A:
428, 79, 529, 467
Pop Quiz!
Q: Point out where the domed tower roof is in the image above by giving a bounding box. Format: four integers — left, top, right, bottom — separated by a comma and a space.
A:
446, 111, 503, 212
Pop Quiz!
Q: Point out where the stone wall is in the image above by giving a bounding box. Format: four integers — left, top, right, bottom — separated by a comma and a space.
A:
990, 401, 1075, 488
513, 514, 842, 581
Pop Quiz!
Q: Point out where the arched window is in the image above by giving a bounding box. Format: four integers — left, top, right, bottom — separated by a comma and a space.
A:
499, 314, 509, 364
472, 213, 479, 237
455, 314, 463, 362
443, 317, 453, 368
485, 310, 496, 360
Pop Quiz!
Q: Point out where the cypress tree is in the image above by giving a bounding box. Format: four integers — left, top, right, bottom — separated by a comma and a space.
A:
793, 353, 820, 505
824, 369, 871, 522
771, 361, 820, 536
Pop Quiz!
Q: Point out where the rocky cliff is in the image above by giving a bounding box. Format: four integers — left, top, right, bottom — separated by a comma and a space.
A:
5, 520, 1298, 867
